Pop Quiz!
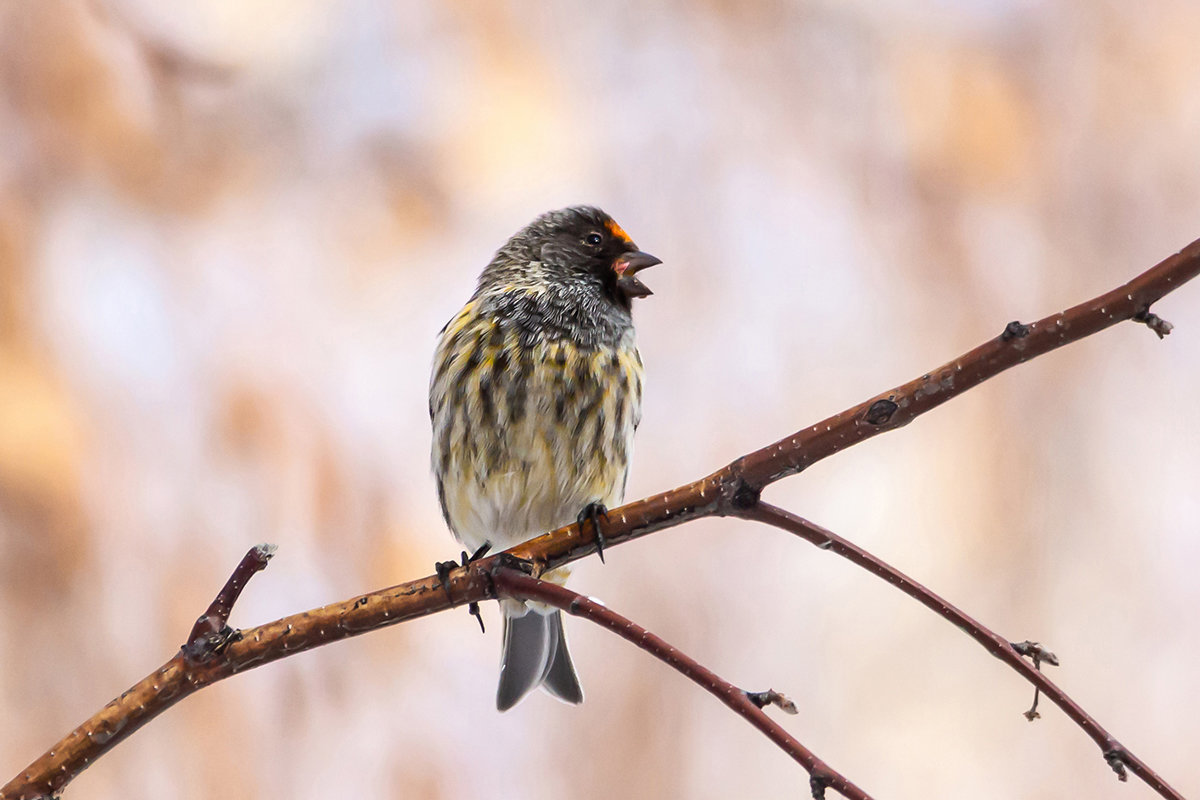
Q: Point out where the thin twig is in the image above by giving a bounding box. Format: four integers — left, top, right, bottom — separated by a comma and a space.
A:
491, 567, 869, 800
5, 238, 1199, 800
736, 502, 1178, 797
183, 543, 276, 661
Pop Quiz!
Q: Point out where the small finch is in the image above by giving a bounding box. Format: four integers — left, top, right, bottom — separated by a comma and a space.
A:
430, 206, 659, 710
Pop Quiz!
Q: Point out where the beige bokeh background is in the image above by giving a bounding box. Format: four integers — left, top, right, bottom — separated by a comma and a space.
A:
2, 2, 1199, 798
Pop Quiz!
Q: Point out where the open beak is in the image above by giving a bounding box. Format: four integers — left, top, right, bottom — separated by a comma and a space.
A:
614, 250, 662, 299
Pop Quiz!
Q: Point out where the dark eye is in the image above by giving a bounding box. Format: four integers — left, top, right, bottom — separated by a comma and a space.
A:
584, 232, 603, 247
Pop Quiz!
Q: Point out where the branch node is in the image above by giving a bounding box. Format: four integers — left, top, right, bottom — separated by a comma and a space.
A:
809, 773, 831, 800
746, 689, 798, 715
1011, 640, 1059, 667
1133, 308, 1174, 338
729, 480, 761, 510
1105, 747, 1131, 782
864, 398, 898, 425
1011, 640, 1058, 720
719, 465, 762, 514
1001, 320, 1031, 341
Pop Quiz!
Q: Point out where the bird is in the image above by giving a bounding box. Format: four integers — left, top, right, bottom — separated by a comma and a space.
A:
429, 206, 660, 711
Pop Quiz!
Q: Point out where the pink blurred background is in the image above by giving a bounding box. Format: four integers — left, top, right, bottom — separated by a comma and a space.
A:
2, 2, 1199, 798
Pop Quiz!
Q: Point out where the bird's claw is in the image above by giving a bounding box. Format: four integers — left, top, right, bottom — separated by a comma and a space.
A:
435, 543, 492, 614
577, 502, 610, 563
435, 560, 458, 597
467, 602, 485, 633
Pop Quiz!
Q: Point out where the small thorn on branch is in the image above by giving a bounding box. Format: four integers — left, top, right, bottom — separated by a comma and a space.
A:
183, 543, 276, 663
1133, 308, 1174, 339
1001, 320, 1031, 341
1011, 640, 1059, 720
1105, 747, 1131, 782
1012, 640, 1059, 666
746, 689, 798, 715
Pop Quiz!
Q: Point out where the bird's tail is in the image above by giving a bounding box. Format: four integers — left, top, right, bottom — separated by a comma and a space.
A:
496, 607, 584, 711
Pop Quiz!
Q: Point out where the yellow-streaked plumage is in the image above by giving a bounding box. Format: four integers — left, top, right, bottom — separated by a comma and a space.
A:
431, 300, 641, 553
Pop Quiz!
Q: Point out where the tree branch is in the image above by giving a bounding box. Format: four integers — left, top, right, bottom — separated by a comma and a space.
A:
5, 238, 1199, 800
735, 502, 1182, 799
492, 567, 869, 800
725, 237, 1200, 492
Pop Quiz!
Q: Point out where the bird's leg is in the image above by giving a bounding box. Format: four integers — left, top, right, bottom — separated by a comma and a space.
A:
577, 502, 610, 564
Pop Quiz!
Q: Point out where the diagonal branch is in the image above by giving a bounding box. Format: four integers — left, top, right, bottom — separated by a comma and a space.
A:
492, 567, 871, 800
4, 238, 1199, 800
725, 237, 1200, 493
735, 502, 1183, 800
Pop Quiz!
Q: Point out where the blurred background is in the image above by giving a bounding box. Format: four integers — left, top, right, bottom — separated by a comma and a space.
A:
2, 1, 1199, 798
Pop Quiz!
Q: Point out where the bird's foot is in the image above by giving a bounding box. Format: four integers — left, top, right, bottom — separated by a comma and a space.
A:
494, 551, 536, 574
577, 502, 610, 564
435, 543, 491, 597
435, 543, 491, 633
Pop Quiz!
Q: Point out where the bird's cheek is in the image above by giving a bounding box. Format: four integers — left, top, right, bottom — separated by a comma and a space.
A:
539, 242, 565, 263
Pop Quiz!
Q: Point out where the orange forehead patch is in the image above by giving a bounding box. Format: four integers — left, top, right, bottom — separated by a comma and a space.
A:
604, 218, 633, 245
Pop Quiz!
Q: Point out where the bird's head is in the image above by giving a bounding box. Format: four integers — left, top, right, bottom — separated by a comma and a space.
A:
523, 206, 662, 310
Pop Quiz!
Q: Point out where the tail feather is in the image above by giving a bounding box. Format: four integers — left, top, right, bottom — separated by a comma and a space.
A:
542, 611, 584, 704
496, 609, 583, 711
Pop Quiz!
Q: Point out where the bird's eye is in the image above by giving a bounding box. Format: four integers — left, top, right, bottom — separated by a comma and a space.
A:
584, 232, 603, 247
